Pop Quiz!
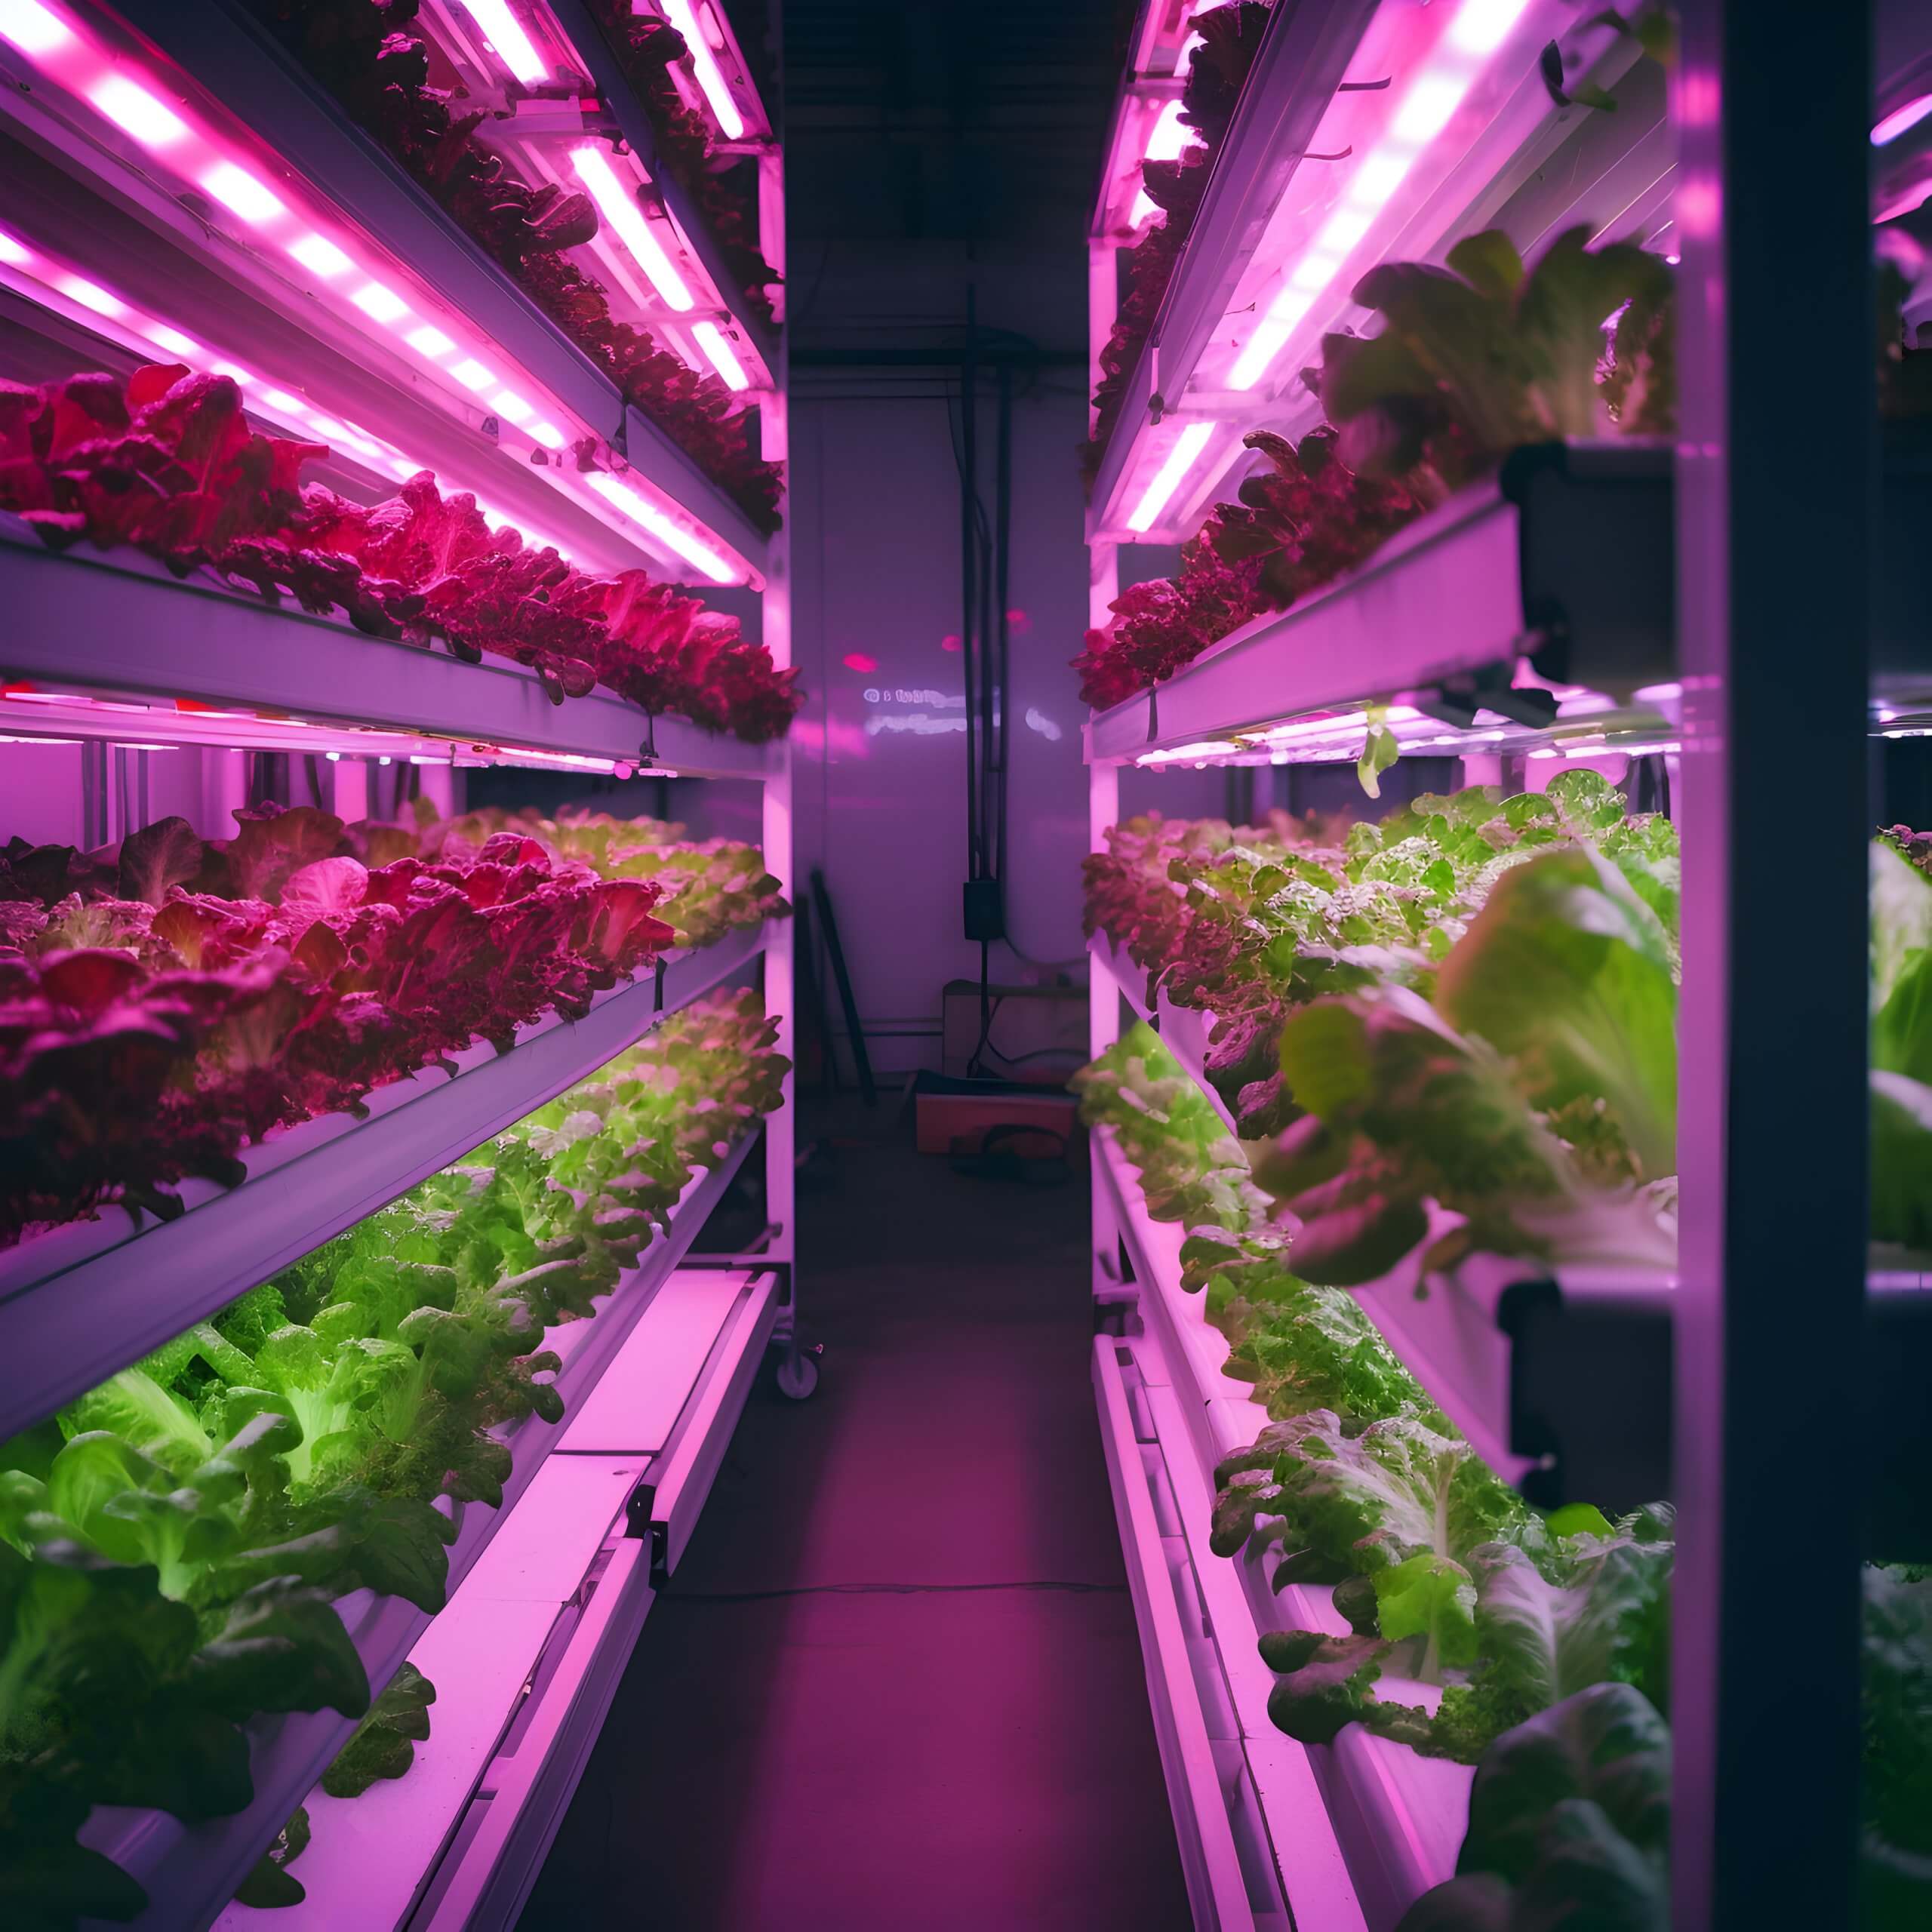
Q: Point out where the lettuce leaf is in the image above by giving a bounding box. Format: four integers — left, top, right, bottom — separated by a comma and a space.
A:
1429, 1505, 1674, 1762
1863, 1565, 1932, 1929
1211, 1407, 1543, 1674
319, 1662, 435, 1798
1397, 1684, 1671, 1930
1433, 845, 1677, 1183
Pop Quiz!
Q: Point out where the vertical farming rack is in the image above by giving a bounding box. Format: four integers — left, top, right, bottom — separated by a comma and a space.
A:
1083, 2, 1921, 1927
0, 2, 798, 1925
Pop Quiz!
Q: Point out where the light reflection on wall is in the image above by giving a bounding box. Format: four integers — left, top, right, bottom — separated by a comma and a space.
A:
865, 712, 967, 737
854, 688, 1065, 743
860, 685, 966, 738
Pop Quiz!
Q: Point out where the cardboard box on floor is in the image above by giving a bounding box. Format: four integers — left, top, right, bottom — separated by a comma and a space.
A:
918, 980, 1088, 1158
940, 977, 1087, 1083
912, 1072, 1080, 1158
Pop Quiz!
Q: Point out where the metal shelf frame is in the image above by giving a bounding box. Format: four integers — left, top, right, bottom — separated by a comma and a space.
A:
1085, 7, 1923, 1930
0, 26, 798, 1928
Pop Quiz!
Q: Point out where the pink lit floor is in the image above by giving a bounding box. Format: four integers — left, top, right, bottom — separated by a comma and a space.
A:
518, 1097, 1190, 1929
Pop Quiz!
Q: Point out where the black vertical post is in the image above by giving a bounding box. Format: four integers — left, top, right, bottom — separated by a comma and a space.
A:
993, 365, 1012, 883
811, 867, 875, 1106
961, 291, 980, 885
1671, 2, 1873, 1927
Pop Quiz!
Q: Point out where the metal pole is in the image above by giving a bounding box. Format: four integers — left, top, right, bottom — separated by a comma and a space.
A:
1671, 2, 1872, 1925
757, 82, 795, 1299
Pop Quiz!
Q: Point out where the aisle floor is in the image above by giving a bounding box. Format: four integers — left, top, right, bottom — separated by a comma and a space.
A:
518, 1099, 1192, 1930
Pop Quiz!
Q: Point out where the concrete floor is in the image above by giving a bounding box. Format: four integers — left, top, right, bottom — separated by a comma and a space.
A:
517, 1099, 1191, 1930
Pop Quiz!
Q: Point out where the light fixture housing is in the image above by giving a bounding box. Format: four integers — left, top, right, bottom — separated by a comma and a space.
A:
660, 0, 745, 140
691, 318, 750, 390
451, 0, 546, 87
1125, 421, 1214, 534
571, 145, 694, 311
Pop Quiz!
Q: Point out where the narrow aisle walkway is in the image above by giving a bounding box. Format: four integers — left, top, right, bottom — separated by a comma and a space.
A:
520, 1102, 1191, 1930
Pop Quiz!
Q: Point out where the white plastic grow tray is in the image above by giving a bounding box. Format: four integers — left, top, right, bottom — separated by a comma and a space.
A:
212, 1268, 778, 1931
1093, 1128, 1478, 1930
1090, 931, 1238, 1136
0, 515, 777, 780
81, 1168, 767, 1932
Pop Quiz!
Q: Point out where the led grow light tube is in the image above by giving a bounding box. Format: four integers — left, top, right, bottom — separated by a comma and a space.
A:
1873, 94, 1932, 146
1, 11, 754, 579
199, 159, 287, 223
571, 146, 694, 311
0, 5, 577, 454
1143, 98, 1192, 163
1125, 421, 1214, 534
691, 319, 750, 390
452, 0, 546, 86
1228, 0, 1535, 393
585, 472, 735, 582
0, 228, 583, 555
660, 0, 744, 140
0, 689, 657, 775
88, 72, 188, 148
350, 279, 411, 324
287, 232, 355, 279
0, 0, 72, 55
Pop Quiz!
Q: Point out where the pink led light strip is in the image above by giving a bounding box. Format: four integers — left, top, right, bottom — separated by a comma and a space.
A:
451, 0, 547, 87
0, 1, 573, 445
1103, 0, 1540, 537
0, 0, 758, 578
659, 0, 744, 141
1127, 693, 1687, 769
0, 686, 660, 777
0, 222, 583, 558
1229, 0, 1536, 392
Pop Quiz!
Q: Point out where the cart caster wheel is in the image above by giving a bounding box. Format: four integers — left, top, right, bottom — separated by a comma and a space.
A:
775, 1344, 822, 1401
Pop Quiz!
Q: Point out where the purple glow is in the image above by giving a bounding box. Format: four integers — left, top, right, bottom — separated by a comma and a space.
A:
662, 0, 745, 140
1126, 421, 1214, 533
452, 0, 546, 86
572, 145, 694, 312
1873, 94, 1932, 146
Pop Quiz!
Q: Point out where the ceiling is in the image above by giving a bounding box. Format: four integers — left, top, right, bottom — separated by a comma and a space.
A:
775, 0, 1129, 248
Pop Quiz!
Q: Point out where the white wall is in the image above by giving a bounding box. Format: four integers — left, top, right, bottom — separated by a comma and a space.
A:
791, 380, 1097, 1074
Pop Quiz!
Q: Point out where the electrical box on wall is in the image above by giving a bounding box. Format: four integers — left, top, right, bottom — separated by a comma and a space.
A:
962, 877, 1006, 941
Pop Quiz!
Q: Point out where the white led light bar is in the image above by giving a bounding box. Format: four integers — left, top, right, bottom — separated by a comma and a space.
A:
571, 144, 694, 311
